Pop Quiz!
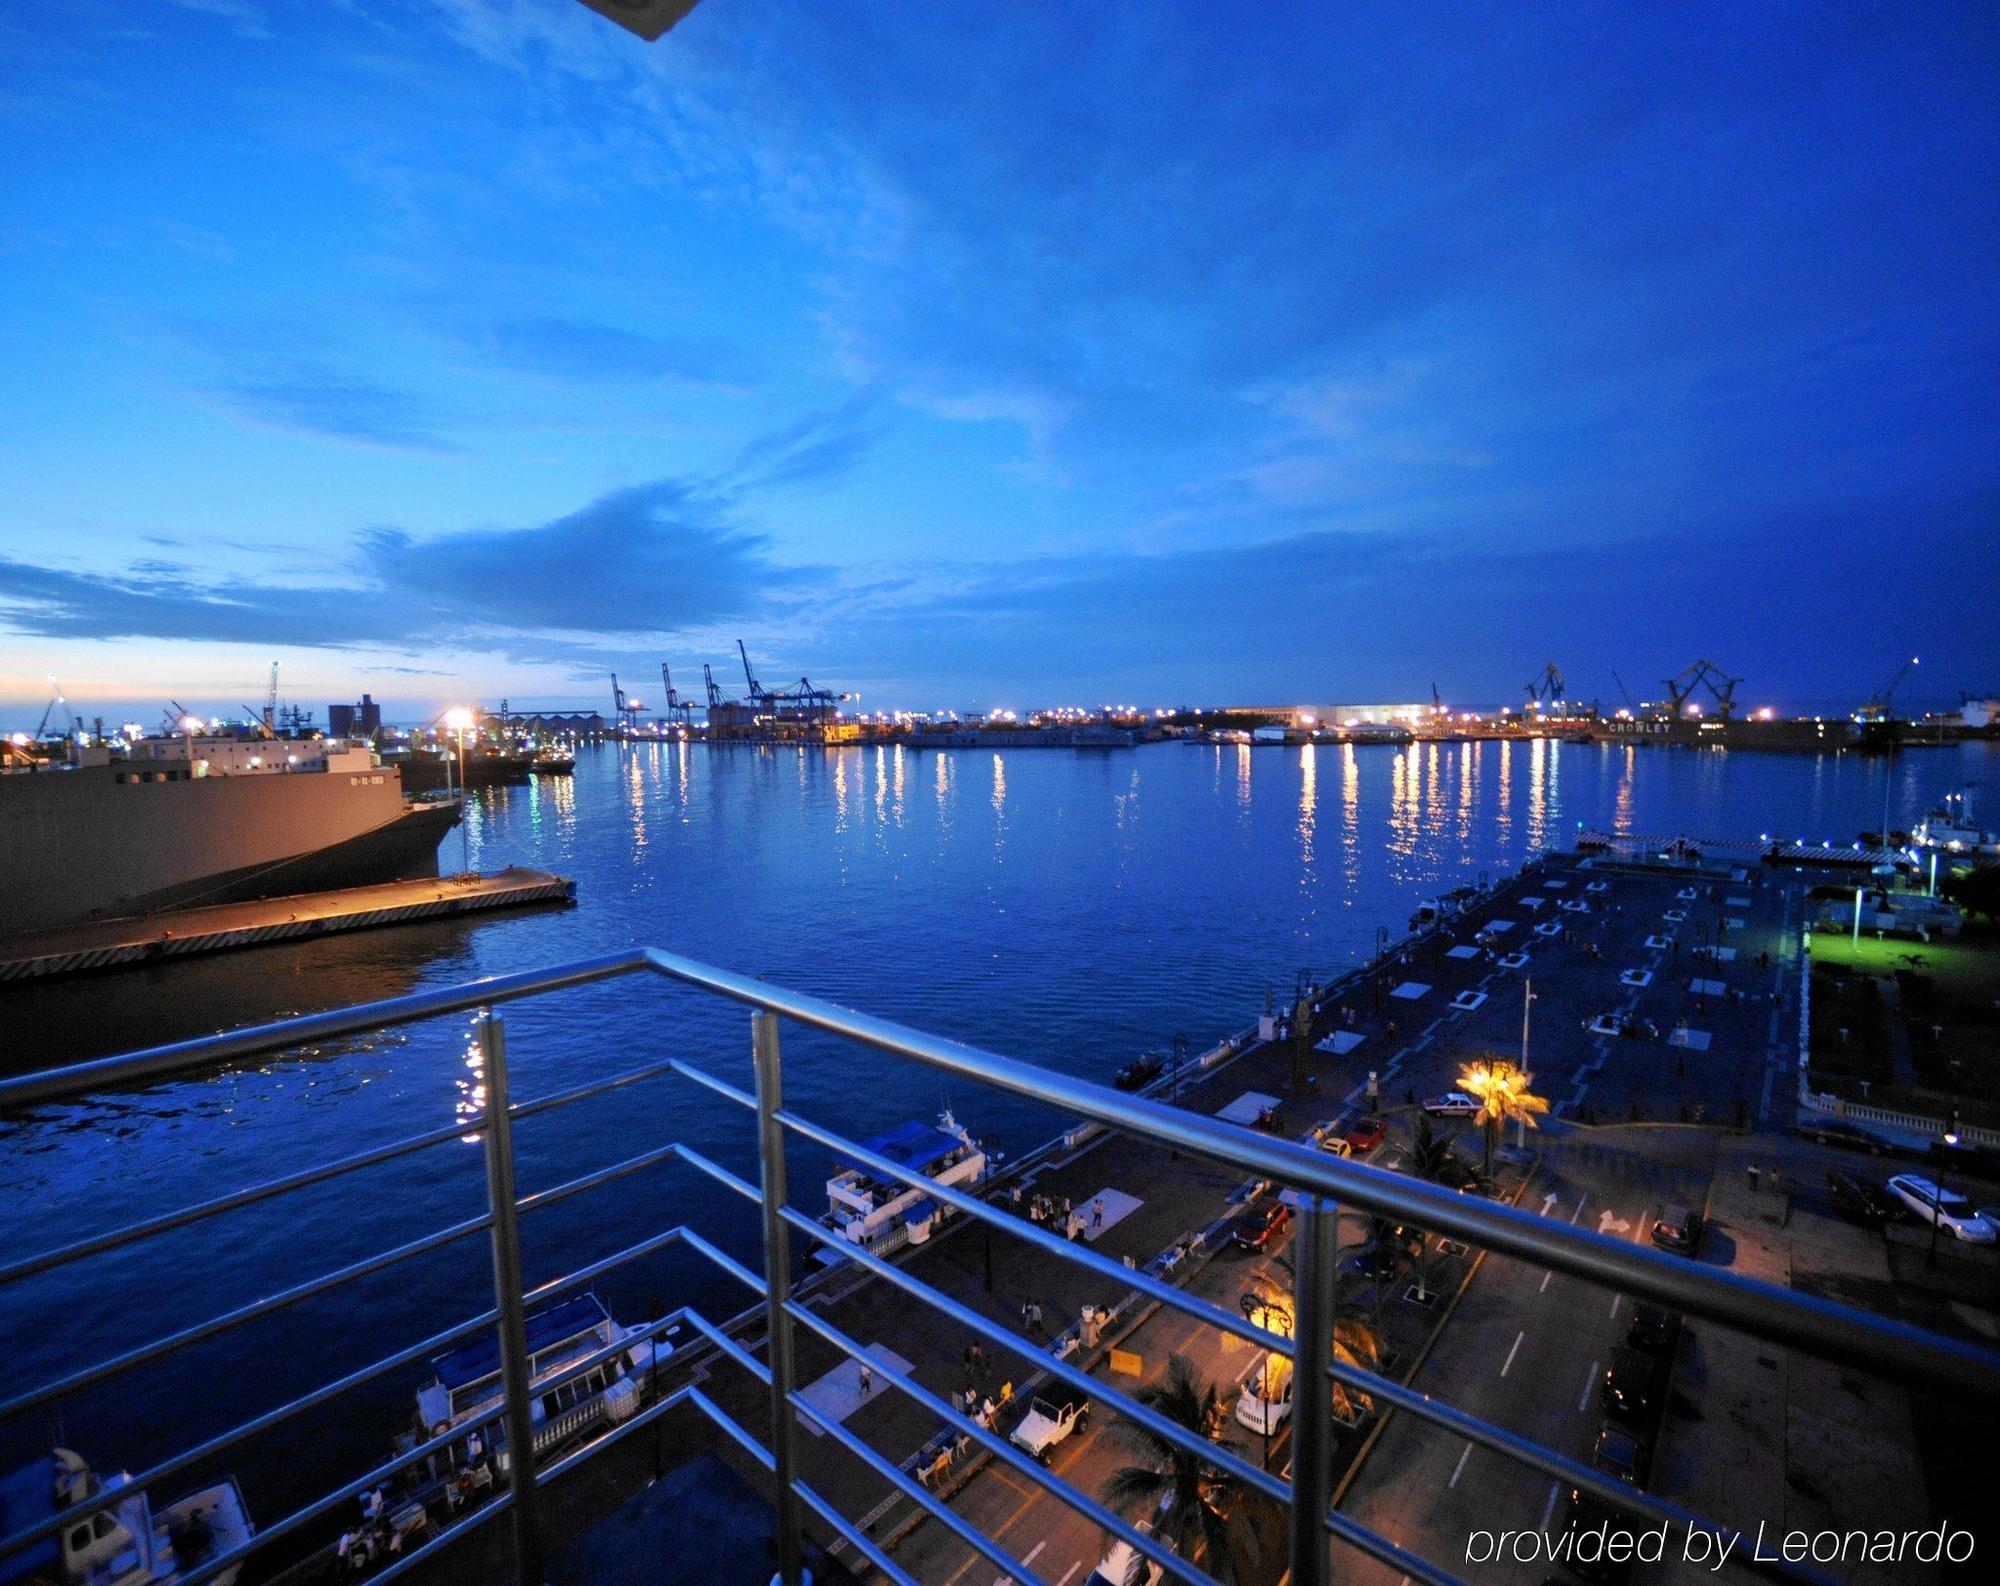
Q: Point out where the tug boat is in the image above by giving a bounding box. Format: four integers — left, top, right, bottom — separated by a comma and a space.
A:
0, 1448, 252, 1586
411, 1293, 665, 1473
1911, 789, 1999, 856
823, 1109, 987, 1257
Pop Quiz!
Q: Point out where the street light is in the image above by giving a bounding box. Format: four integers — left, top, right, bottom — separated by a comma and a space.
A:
1518, 980, 1538, 1147
444, 708, 474, 874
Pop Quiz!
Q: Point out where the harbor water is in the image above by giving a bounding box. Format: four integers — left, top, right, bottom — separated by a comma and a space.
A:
0, 736, 1992, 1532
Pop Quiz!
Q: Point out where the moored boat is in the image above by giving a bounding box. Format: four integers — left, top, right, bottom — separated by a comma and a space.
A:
0, 1448, 252, 1586
824, 1109, 988, 1256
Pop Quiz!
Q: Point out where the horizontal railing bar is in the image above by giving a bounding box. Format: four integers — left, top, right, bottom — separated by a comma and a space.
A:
516, 1141, 680, 1216
0, 1116, 481, 1292
778, 1205, 1286, 1505
781, 1106, 1802, 1579
682, 1387, 924, 1586
674, 1142, 766, 1206
687, 1384, 779, 1473
0, 1210, 492, 1423
781, 1202, 1457, 1586
643, 948, 2000, 1402
351, 1490, 514, 1586
670, 1056, 758, 1110
780, 1106, 1291, 1348
680, 1298, 778, 1382
0, 950, 651, 1114
172, 1403, 506, 1586
789, 1386, 1043, 1586
0, 1304, 501, 1560
784, 1296, 1217, 1586
509, 1052, 684, 1121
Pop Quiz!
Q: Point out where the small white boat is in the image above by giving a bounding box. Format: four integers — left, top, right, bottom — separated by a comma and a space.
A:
0, 1447, 252, 1586
413, 1292, 665, 1470
1911, 789, 1999, 856
824, 1109, 987, 1257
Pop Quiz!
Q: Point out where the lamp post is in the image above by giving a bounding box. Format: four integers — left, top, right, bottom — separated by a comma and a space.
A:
1928, 1108, 1961, 1270
444, 708, 474, 874
1852, 886, 1864, 949
1518, 983, 1537, 1147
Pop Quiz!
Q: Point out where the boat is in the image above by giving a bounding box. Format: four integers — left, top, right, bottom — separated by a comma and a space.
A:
529, 751, 576, 775
412, 1292, 665, 1472
0, 737, 456, 939
1114, 1053, 1165, 1091
823, 1109, 988, 1256
0, 1447, 253, 1586
1910, 790, 1999, 856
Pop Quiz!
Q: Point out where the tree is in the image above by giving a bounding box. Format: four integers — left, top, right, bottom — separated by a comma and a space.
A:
1102, 1354, 1258, 1580
1456, 1054, 1550, 1177
1942, 864, 2000, 925
1240, 1264, 1386, 1425
1407, 1113, 1458, 1184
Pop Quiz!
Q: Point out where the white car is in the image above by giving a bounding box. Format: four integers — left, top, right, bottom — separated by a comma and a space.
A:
1886, 1175, 1996, 1243
1421, 1091, 1480, 1117
1009, 1394, 1090, 1463
1234, 1361, 1294, 1434
1084, 1520, 1166, 1586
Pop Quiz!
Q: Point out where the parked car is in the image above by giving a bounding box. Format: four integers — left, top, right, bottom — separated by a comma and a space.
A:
1009, 1395, 1090, 1464
1599, 1348, 1667, 1424
1559, 1490, 1636, 1583
1649, 1202, 1702, 1255
1338, 1243, 1406, 1282
1345, 1115, 1389, 1153
1233, 1360, 1293, 1435
1083, 1519, 1166, 1586
1885, 1175, 1997, 1243
1318, 1133, 1353, 1158
1823, 1170, 1896, 1228
1624, 1303, 1680, 1357
1421, 1091, 1480, 1117
1591, 1422, 1650, 1486
1796, 1117, 1890, 1154
1224, 1201, 1293, 1252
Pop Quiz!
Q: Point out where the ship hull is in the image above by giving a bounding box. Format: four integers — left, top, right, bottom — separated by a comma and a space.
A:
0, 763, 457, 937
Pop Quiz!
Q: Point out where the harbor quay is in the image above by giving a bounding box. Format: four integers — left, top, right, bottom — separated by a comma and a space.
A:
8, 837, 1995, 1586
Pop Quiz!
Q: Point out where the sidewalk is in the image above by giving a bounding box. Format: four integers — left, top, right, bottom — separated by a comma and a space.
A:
1649, 1133, 1934, 1586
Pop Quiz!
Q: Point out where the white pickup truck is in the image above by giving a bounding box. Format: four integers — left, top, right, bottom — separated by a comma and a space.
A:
1009, 1394, 1090, 1463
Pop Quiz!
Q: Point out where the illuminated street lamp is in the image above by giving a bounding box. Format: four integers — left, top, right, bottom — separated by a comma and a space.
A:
444, 708, 475, 874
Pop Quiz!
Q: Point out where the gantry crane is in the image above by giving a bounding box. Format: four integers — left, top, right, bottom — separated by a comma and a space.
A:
659, 663, 695, 732
702, 665, 724, 708
1523, 662, 1566, 712
1856, 657, 1919, 722
36, 677, 76, 744
610, 673, 647, 734
1662, 659, 1741, 720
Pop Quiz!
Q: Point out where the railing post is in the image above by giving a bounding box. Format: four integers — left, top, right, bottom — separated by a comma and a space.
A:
1288, 1193, 1336, 1586
478, 1011, 545, 1586
753, 1009, 810, 1586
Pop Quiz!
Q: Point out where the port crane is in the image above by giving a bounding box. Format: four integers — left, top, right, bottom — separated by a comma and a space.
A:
36, 677, 76, 744
1662, 658, 1741, 720
658, 663, 696, 732
609, 673, 647, 734
1856, 656, 1919, 722
702, 665, 724, 708
735, 640, 850, 719
1523, 662, 1566, 713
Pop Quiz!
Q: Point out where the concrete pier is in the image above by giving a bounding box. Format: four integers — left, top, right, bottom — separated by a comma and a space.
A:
0, 867, 575, 981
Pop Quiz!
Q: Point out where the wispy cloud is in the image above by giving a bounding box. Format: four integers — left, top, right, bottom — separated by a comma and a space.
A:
198, 366, 466, 455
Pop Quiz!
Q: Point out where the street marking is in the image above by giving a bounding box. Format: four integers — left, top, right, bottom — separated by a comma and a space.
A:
1501, 1330, 1524, 1377
1539, 1482, 1561, 1531
1578, 1359, 1599, 1412
1540, 1190, 1559, 1215
1055, 1565, 1081, 1586
1539, 1268, 1553, 1293
1569, 1195, 1587, 1225
1449, 1441, 1473, 1487
1609, 1294, 1621, 1319
1597, 1209, 1631, 1236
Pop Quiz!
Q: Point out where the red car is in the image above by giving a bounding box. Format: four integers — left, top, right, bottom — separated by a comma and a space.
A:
1345, 1115, 1389, 1154
1224, 1201, 1293, 1252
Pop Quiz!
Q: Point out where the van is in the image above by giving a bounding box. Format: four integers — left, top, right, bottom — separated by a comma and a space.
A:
1649, 1203, 1700, 1254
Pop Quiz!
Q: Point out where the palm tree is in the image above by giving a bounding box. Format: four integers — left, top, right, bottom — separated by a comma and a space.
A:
1101, 1354, 1257, 1578
1407, 1113, 1457, 1184
1239, 1266, 1386, 1424
1456, 1053, 1551, 1177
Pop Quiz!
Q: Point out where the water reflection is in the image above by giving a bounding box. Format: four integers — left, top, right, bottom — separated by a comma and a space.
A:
454, 1017, 485, 1143
1297, 744, 1317, 883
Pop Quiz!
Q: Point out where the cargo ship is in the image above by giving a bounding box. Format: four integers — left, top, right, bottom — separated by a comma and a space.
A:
0, 736, 458, 938
1587, 715, 1855, 752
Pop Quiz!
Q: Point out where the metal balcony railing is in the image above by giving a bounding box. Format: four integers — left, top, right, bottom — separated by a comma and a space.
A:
3, 946, 1997, 1586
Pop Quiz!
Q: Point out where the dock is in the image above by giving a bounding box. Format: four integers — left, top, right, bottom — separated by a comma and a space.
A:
0, 868, 576, 982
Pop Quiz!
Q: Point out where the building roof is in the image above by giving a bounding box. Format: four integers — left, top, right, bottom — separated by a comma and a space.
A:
431, 1293, 610, 1391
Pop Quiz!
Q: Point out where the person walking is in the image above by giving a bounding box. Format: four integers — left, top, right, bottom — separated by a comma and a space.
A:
1092, 1197, 1105, 1233
858, 1363, 874, 1397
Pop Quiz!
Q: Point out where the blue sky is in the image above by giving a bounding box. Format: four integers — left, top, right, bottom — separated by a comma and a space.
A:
1, 0, 1996, 724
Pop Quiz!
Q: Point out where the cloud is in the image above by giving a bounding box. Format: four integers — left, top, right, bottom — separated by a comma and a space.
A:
197, 366, 466, 456
468, 316, 747, 386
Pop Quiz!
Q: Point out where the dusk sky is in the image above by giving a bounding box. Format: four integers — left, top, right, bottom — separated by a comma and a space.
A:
2, 0, 1996, 724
